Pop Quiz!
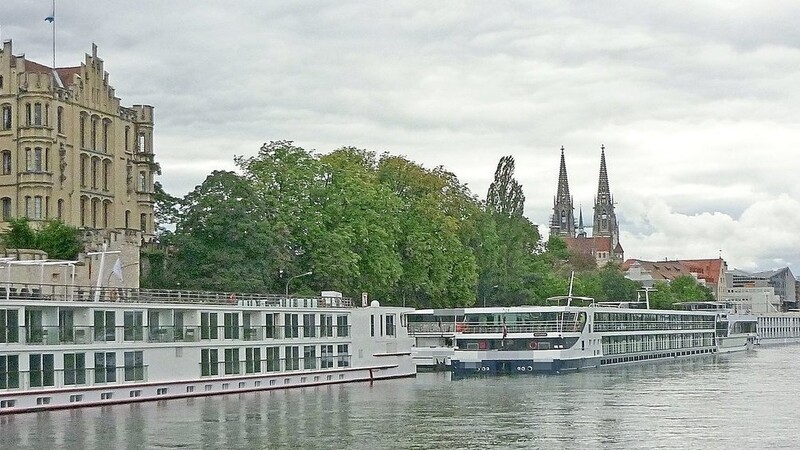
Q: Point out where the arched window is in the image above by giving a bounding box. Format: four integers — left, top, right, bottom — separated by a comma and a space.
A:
25, 103, 31, 126
102, 120, 110, 152
57, 107, 63, 134
103, 201, 110, 228
57, 199, 64, 220
91, 116, 98, 150
140, 213, 147, 232
1, 197, 11, 221
33, 103, 42, 126
125, 210, 131, 229
1, 104, 11, 129
0, 75, 3, 89
91, 198, 99, 227
80, 197, 88, 227
125, 126, 130, 150
138, 171, 146, 192
1, 150, 11, 175
80, 114, 86, 148
91, 157, 99, 188
102, 160, 111, 191
80, 155, 88, 187
138, 132, 146, 153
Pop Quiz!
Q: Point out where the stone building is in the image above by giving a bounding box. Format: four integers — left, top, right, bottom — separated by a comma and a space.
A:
0, 40, 156, 239
550, 146, 623, 265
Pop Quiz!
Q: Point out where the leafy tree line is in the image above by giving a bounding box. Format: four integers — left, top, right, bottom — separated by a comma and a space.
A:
144, 140, 711, 308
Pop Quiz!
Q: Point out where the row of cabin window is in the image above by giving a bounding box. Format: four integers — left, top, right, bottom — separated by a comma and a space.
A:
200, 344, 350, 376
0, 351, 145, 390
0, 103, 149, 154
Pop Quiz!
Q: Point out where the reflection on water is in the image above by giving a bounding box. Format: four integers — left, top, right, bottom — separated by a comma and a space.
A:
1, 348, 799, 449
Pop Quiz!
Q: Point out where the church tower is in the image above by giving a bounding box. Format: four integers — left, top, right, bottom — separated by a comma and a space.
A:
592, 145, 619, 248
550, 146, 576, 237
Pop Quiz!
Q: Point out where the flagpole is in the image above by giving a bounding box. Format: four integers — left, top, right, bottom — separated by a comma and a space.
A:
52, 0, 56, 68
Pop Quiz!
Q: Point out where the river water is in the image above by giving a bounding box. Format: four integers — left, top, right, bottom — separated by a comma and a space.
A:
1, 346, 798, 449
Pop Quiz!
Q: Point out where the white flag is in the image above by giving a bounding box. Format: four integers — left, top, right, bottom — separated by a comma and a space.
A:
112, 257, 124, 282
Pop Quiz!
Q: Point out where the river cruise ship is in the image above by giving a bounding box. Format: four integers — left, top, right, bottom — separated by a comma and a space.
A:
0, 282, 414, 414
755, 312, 800, 345
410, 296, 757, 377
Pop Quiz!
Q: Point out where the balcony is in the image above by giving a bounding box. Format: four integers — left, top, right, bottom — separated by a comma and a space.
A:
18, 171, 53, 186
16, 126, 54, 141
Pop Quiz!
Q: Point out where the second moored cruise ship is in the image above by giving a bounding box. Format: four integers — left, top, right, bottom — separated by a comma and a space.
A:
408, 294, 757, 376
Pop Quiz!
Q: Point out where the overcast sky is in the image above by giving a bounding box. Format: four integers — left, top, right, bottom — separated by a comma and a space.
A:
3, 1, 799, 273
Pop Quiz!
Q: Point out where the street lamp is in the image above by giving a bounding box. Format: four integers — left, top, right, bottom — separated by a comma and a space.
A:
483, 285, 499, 307
285, 271, 313, 297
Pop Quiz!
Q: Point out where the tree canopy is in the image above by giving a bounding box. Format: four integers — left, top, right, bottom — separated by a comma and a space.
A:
148, 143, 648, 307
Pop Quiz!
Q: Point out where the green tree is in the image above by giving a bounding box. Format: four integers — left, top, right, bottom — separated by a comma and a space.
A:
3, 217, 36, 249
377, 155, 479, 307
670, 275, 714, 302
307, 147, 403, 298
35, 220, 82, 260
169, 170, 277, 292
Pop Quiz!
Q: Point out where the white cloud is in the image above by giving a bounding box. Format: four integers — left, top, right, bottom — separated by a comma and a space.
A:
4, 0, 799, 271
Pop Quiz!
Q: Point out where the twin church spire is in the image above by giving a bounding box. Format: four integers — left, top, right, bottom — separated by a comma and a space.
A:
550, 145, 619, 248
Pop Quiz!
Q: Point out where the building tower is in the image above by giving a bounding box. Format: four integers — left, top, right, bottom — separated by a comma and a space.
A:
550, 146, 576, 237
592, 145, 619, 248
577, 206, 587, 238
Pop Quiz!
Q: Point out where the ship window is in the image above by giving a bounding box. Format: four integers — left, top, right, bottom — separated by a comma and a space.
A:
94, 352, 116, 383
337, 315, 349, 337
303, 345, 316, 370
0, 354, 20, 389
223, 313, 239, 339
63, 353, 86, 385
123, 350, 144, 381
284, 346, 299, 370
320, 345, 334, 369
245, 347, 262, 373
29, 353, 55, 387
265, 347, 280, 371
69, 394, 83, 403
224, 348, 240, 375
101, 392, 113, 400
337, 344, 350, 367
201, 348, 219, 376
386, 314, 396, 336
36, 397, 51, 405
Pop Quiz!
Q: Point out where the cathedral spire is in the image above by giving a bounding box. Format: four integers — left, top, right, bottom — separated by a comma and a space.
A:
577, 205, 587, 238
592, 145, 618, 244
550, 146, 576, 237
556, 146, 571, 202
597, 144, 610, 196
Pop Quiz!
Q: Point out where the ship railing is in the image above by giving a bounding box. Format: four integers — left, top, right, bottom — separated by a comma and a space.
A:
0, 324, 359, 345
0, 283, 353, 308
594, 321, 716, 332
407, 323, 457, 334
458, 321, 583, 334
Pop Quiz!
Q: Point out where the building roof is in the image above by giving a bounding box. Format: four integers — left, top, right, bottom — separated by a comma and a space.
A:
677, 259, 725, 285
623, 258, 726, 285
20, 57, 81, 87
565, 236, 612, 255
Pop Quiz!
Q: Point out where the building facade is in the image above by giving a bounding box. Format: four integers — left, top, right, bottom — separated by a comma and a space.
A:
550, 146, 623, 265
0, 40, 156, 239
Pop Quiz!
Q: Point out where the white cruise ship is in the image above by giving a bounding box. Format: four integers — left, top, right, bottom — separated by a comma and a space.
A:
408, 296, 757, 377
0, 283, 414, 414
